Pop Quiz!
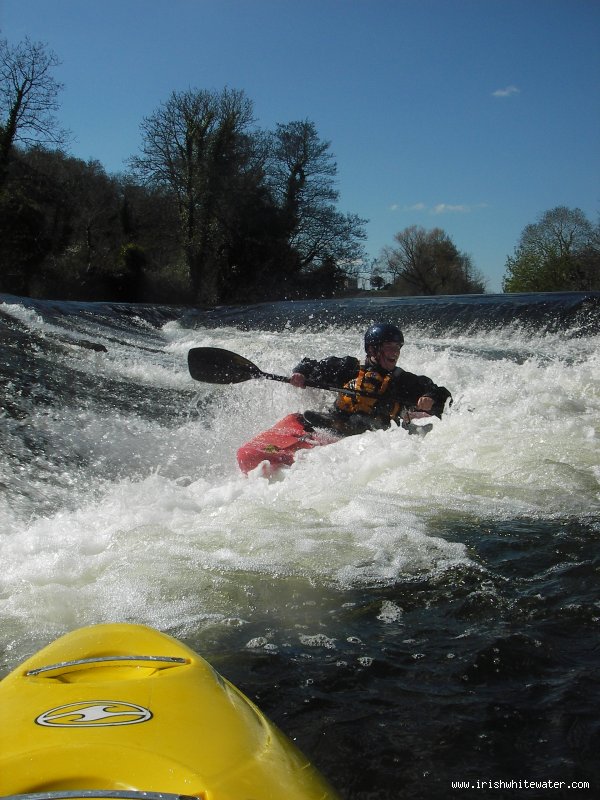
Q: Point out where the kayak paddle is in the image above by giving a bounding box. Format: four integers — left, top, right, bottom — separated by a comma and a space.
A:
188, 347, 290, 385
187, 347, 371, 397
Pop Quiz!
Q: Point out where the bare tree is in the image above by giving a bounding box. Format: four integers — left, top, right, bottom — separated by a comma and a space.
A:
266, 120, 366, 274
129, 87, 258, 303
520, 206, 594, 260
267, 120, 337, 220
382, 225, 486, 295
0, 37, 67, 184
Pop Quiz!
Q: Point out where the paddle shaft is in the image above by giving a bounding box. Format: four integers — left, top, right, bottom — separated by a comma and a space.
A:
258, 369, 370, 398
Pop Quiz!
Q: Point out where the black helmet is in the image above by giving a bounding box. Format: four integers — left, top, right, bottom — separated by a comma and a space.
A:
364, 322, 404, 352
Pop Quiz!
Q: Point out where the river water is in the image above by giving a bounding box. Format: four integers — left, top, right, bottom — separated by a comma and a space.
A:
1, 291, 598, 798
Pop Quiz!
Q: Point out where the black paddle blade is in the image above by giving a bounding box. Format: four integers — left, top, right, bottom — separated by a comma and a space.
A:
187, 347, 263, 384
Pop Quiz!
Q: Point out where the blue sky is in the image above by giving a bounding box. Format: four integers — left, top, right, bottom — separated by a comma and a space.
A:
2, 0, 599, 292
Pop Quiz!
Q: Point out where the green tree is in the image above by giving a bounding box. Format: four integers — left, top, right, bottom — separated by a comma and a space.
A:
503, 206, 599, 292
32, 151, 119, 262
0, 145, 73, 295
0, 37, 67, 188
118, 178, 183, 301
0, 147, 135, 298
381, 225, 486, 295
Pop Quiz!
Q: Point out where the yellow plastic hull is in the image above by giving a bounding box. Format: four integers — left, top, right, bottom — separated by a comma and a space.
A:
0, 623, 339, 799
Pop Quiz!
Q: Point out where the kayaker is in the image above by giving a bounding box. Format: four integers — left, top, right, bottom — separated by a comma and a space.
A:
289, 322, 452, 435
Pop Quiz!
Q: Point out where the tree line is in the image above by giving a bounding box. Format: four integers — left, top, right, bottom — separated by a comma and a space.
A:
0, 37, 367, 304
370, 205, 599, 296
1, 37, 597, 304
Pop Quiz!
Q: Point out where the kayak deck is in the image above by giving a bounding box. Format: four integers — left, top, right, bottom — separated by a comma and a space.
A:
0, 623, 339, 799
237, 413, 339, 475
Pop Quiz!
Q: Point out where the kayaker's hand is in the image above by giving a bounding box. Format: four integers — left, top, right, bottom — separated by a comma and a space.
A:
290, 372, 306, 388
416, 395, 434, 413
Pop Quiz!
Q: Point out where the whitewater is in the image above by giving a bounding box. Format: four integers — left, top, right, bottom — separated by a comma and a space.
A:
1, 291, 598, 798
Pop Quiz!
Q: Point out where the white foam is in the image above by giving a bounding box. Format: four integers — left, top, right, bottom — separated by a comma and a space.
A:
2, 316, 598, 663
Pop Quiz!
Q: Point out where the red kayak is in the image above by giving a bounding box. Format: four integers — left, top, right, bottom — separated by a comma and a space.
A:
237, 413, 340, 476
237, 411, 435, 476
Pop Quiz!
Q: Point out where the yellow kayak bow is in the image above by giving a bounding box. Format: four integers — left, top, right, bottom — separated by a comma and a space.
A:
0, 623, 339, 799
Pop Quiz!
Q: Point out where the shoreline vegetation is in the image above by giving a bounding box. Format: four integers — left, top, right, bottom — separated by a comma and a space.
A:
1, 39, 598, 306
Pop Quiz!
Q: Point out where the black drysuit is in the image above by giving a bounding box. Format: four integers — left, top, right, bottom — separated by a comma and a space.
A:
292, 355, 452, 436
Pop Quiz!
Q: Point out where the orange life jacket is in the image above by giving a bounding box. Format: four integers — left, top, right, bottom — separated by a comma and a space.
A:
334, 366, 401, 420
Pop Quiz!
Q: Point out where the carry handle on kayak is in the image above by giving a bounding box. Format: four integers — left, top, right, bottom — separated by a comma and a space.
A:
187, 346, 373, 398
